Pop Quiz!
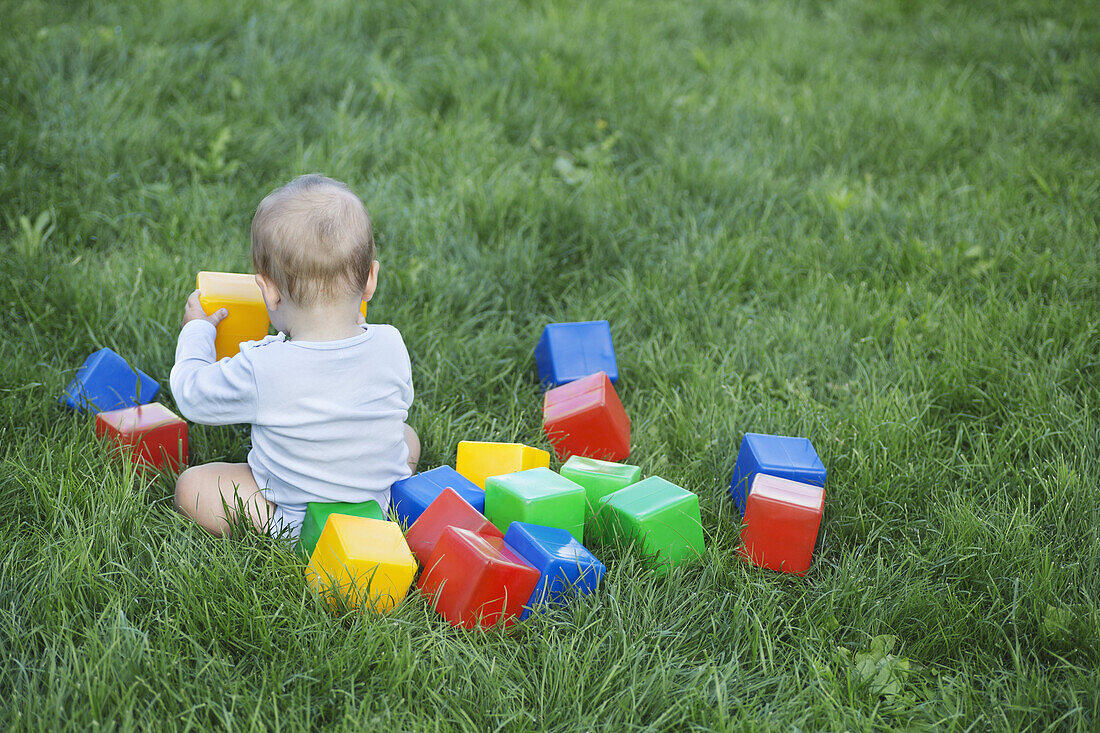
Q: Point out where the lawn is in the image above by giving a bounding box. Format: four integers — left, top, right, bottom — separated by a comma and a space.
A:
2, 0, 1099, 729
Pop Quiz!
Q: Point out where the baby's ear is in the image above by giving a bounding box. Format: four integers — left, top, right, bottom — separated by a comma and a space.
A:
254, 274, 281, 310
361, 260, 380, 302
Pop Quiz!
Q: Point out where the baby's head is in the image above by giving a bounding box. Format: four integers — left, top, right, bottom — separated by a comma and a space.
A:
250, 174, 377, 312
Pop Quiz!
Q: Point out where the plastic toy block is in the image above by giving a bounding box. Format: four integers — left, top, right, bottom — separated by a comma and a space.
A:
305, 514, 417, 612
739, 474, 825, 576
94, 403, 187, 472
196, 271, 270, 360
297, 499, 385, 560
534, 320, 618, 389
485, 467, 586, 542
390, 465, 484, 529
404, 488, 503, 565
560, 455, 642, 523
595, 476, 704, 572
504, 522, 605, 620
729, 433, 826, 516
61, 348, 159, 413
417, 526, 540, 628
543, 371, 631, 462
455, 441, 550, 489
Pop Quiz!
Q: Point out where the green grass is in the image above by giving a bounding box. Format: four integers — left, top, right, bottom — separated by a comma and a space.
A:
2, 0, 1099, 728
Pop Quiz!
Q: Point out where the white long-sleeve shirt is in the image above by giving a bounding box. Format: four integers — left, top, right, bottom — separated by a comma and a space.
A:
170, 320, 413, 531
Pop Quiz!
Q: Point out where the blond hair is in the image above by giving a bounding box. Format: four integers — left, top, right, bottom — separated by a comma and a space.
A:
250, 174, 375, 306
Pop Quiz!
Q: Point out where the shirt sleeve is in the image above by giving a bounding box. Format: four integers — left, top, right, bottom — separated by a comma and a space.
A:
169, 320, 259, 425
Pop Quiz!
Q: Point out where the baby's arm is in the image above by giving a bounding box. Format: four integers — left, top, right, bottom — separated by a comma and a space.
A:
169, 290, 259, 425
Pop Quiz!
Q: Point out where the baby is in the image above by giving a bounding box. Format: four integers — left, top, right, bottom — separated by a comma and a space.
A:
170, 174, 419, 539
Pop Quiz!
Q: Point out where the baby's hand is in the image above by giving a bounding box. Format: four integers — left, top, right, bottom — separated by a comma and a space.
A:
182, 290, 229, 329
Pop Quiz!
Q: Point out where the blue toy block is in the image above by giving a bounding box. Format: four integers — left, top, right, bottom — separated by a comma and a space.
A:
61, 348, 160, 413
534, 320, 618, 388
730, 433, 826, 516
389, 465, 485, 529
504, 521, 605, 620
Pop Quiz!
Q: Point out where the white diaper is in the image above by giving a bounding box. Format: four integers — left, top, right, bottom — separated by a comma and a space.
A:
268, 503, 306, 541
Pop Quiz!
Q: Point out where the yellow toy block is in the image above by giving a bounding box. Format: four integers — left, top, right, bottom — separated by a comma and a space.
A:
196, 271, 270, 360
305, 515, 417, 612
456, 441, 551, 489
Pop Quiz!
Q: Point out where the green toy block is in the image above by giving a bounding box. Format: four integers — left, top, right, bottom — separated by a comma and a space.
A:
484, 467, 586, 542
595, 476, 704, 572
297, 499, 386, 560
560, 455, 642, 524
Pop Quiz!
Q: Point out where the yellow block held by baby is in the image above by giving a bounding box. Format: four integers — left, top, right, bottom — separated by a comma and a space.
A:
196, 271, 270, 359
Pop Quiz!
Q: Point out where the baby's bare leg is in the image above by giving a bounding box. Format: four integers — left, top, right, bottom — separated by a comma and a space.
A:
174, 462, 275, 537
404, 424, 421, 474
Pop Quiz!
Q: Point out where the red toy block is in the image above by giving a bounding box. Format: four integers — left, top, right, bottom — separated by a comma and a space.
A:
417, 526, 540, 628
404, 487, 504, 566
95, 403, 188, 472
542, 371, 630, 462
738, 473, 825, 576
